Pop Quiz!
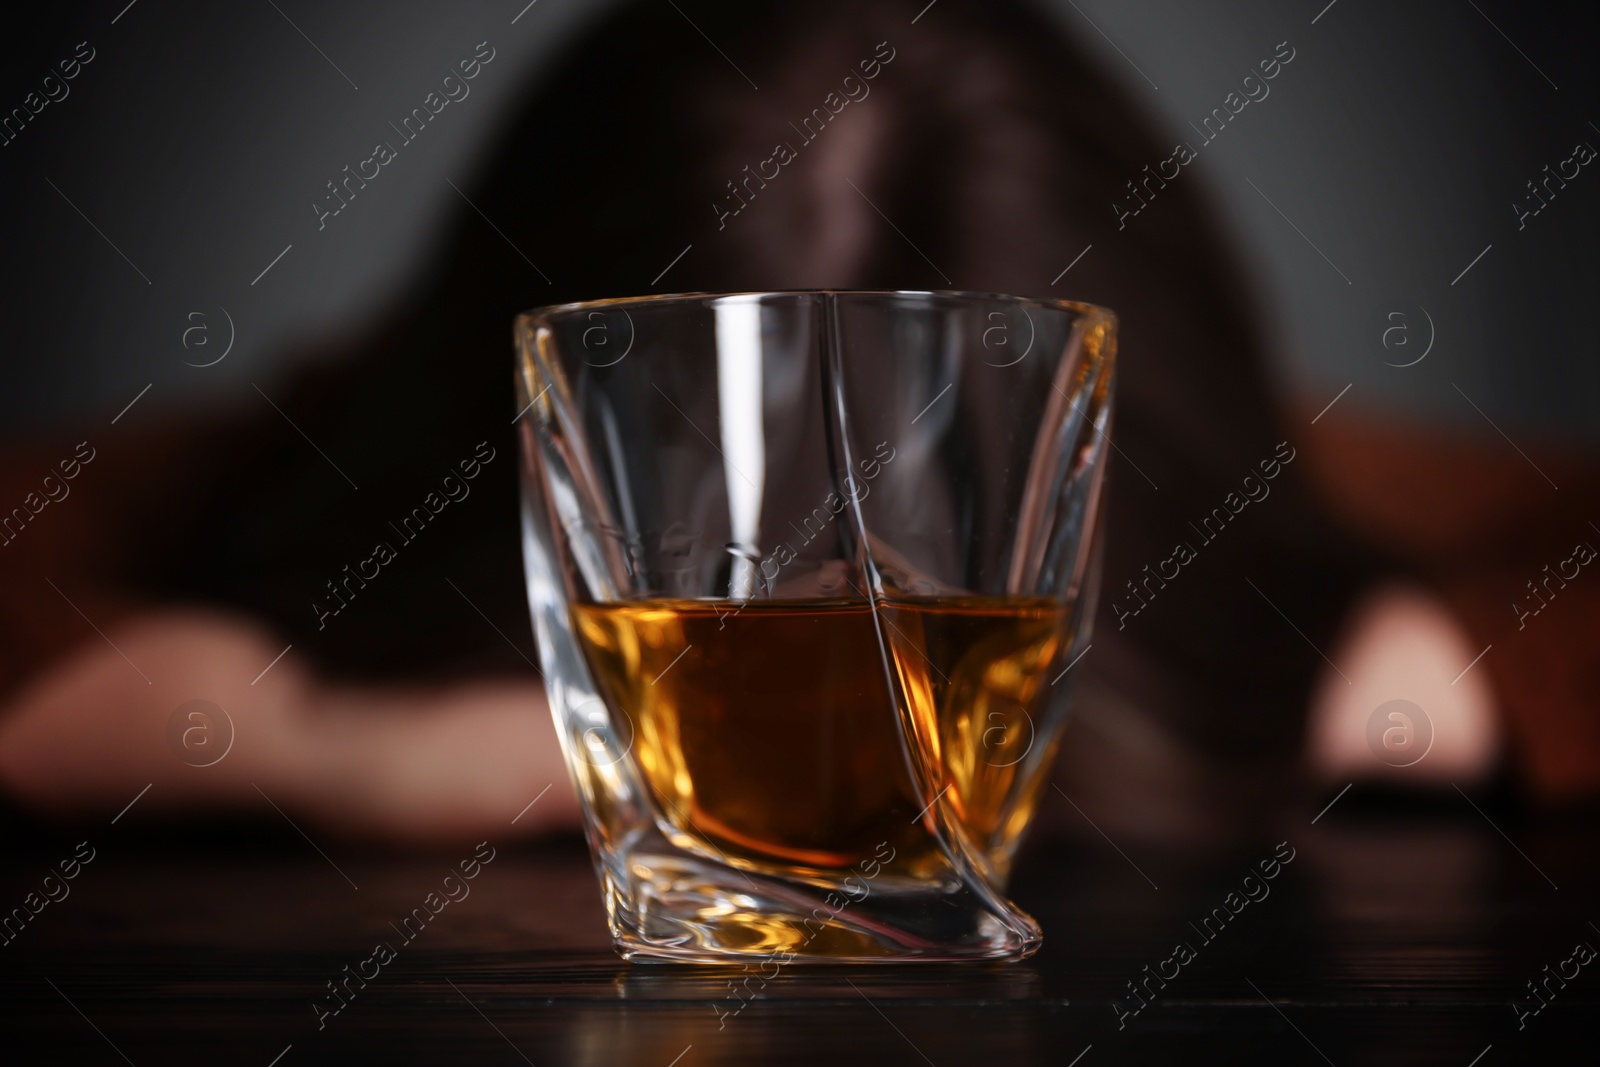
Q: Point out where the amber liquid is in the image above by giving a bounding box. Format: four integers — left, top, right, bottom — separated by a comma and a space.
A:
572, 596, 1069, 882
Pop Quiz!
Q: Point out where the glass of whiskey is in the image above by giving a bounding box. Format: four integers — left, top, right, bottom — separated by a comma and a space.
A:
514, 291, 1115, 962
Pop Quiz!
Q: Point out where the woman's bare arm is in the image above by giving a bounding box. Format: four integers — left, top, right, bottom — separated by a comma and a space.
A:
0, 609, 578, 839
0, 427, 578, 840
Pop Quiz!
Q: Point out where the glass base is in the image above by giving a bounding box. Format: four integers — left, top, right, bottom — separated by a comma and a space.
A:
603, 850, 1041, 963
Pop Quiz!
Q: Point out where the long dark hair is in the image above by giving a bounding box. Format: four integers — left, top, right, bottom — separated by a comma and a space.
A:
158, 0, 1369, 789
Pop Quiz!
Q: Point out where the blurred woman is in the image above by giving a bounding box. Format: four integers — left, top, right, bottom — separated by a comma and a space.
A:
4, 0, 1587, 844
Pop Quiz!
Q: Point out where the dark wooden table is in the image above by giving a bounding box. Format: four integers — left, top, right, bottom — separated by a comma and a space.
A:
4, 792, 1595, 1065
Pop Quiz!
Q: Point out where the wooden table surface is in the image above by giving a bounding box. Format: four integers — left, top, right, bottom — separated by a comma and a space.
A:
4, 793, 1595, 1065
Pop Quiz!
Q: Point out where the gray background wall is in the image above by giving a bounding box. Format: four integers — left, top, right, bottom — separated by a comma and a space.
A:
3, 0, 1595, 442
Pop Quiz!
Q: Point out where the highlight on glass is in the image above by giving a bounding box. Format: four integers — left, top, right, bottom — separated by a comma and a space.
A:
515, 290, 1116, 962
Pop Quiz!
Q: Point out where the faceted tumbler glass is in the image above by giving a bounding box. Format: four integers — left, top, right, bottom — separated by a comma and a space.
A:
514, 291, 1115, 963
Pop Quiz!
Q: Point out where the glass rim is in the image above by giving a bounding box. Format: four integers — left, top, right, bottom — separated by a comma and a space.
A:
515, 289, 1116, 329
